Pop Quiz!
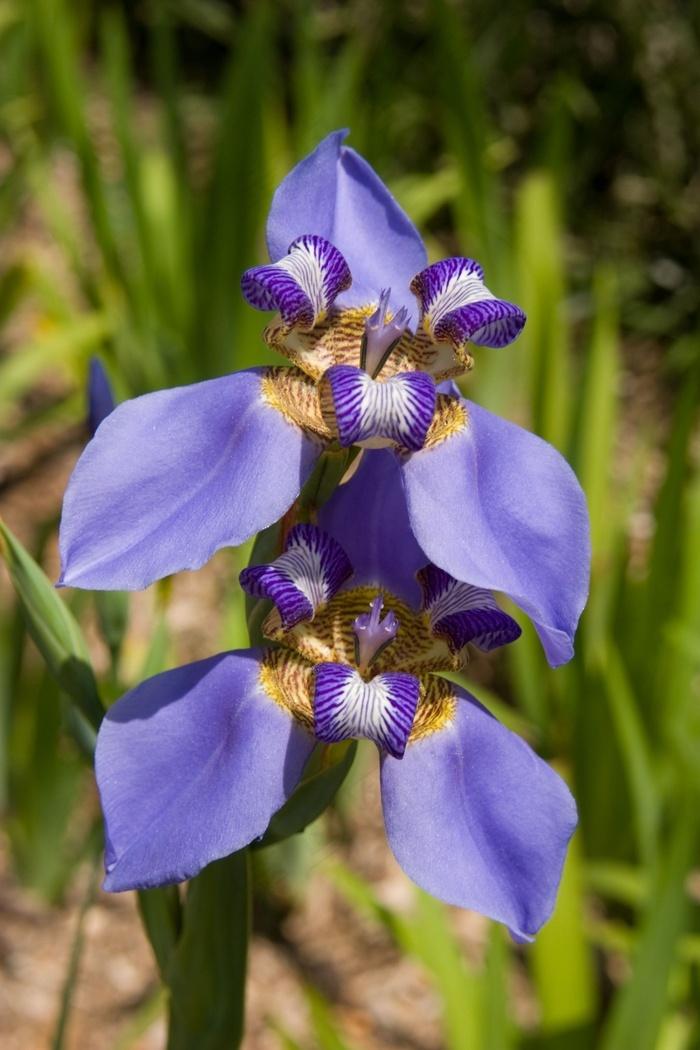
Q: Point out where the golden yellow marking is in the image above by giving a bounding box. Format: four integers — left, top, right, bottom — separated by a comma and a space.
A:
421, 395, 468, 451
258, 648, 315, 729
410, 674, 458, 741
264, 305, 474, 383
260, 366, 333, 440
262, 585, 462, 676
259, 645, 457, 742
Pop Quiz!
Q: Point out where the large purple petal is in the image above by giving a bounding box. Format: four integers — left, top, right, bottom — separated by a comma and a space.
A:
59, 369, 321, 590
266, 131, 427, 321
400, 399, 590, 665
381, 683, 577, 939
96, 649, 314, 890
317, 449, 426, 607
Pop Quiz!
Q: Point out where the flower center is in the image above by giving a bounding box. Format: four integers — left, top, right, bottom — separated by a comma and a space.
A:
353, 594, 399, 674
360, 288, 409, 377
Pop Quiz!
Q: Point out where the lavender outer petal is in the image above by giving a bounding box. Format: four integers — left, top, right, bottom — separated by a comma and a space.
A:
59, 369, 321, 591
266, 130, 427, 321
318, 450, 426, 608
380, 683, 577, 939
400, 399, 590, 666
96, 649, 314, 891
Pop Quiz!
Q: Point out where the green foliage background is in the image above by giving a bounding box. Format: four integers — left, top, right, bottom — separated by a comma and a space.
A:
1, 1, 700, 1047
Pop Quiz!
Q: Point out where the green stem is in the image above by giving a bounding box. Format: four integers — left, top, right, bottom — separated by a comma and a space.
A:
165, 850, 251, 1050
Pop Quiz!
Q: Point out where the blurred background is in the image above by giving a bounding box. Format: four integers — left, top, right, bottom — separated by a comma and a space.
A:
1, 0, 699, 1047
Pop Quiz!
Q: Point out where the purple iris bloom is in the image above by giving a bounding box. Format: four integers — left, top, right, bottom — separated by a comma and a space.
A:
87, 357, 116, 437
96, 519, 575, 942
59, 130, 589, 667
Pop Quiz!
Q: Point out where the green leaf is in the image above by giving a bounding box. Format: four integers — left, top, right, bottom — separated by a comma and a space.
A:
400, 891, 483, 1050
255, 741, 357, 848
94, 590, 129, 671
166, 851, 250, 1050
137, 885, 182, 981
600, 802, 697, 1050
51, 852, 101, 1050
530, 830, 598, 1035
601, 647, 658, 866
0, 520, 104, 731
305, 986, 354, 1050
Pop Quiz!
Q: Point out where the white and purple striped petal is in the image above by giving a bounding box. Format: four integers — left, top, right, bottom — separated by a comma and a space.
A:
326, 365, 436, 451
314, 663, 419, 758
417, 564, 521, 653
411, 258, 525, 350
241, 234, 351, 329
266, 130, 427, 322
240, 524, 352, 630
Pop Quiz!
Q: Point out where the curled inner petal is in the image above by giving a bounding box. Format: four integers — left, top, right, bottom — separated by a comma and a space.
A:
240, 524, 352, 630
411, 258, 525, 351
242, 234, 351, 329
314, 663, 419, 758
417, 564, 521, 653
324, 365, 436, 451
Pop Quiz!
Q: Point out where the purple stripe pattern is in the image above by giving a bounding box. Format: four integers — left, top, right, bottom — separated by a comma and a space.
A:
418, 564, 521, 653
314, 662, 420, 758
240, 524, 353, 630
326, 365, 437, 451
410, 258, 525, 350
241, 234, 352, 329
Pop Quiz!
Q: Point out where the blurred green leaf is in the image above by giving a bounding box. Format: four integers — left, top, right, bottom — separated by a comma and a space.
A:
255, 741, 357, 848
601, 646, 658, 866
166, 851, 249, 1050
0, 520, 103, 731
51, 852, 101, 1050
600, 802, 697, 1050
138, 885, 183, 981
530, 831, 598, 1037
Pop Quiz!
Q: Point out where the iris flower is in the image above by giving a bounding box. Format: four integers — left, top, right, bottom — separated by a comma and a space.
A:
59, 130, 589, 668
97, 514, 575, 941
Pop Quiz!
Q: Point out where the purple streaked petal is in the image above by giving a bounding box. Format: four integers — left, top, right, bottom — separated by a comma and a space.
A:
59, 368, 321, 591
87, 357, 116, 436
417, 564, 521, 652
317, 449, 425, 607
326, 365, 436, 451
411, 258, 525, 349
241, 234, 351, 329
239, 524, 353, 630
380, 682, 577, 939
96, 648, 314, 891
314, 663, 419, 759
400, 398, 590, 666
266, 131, 427, 323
